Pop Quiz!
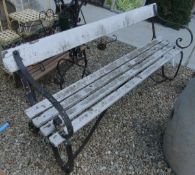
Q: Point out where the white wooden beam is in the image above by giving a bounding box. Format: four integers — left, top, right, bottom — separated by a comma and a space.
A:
2, 3, 157, 73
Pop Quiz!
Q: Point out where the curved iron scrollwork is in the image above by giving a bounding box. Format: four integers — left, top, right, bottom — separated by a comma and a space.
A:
51, 140, 74, 173
175, 26, 193, 49
54, 0, 88, 31
157, 15, 193, 49
54, 47, 89, 89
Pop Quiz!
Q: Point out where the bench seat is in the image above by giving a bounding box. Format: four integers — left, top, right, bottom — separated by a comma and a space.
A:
25, 38, 180, 147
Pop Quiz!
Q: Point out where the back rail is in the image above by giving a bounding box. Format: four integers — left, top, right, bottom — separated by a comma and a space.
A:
2, 3, 157, 73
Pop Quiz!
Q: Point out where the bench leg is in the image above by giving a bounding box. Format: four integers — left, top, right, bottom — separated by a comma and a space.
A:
150, 51, 183, 83
54, 47, 90, 90
51, 139, 74, 173
71, 49, 91, 78
51, 110, 107, 173
54, 59, 74, 89
162, 51, 183, 81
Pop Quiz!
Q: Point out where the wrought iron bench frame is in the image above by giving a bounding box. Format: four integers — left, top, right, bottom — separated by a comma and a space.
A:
1, 3, 193, 173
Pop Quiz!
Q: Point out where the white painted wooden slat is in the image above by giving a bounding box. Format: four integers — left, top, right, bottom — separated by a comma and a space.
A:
40, 120, 55, 137
25, 39, 162, 119
40, 45, 176, 136
71, 50, 180, 133
49, 49, 180, 147
34, 43, 171, 128
49, 132, 65, 147
2, 4, 157, 73
35, 43, 169, 128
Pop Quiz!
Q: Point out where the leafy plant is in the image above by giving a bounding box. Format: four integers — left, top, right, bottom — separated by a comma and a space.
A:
147, 0, 194, 28
116, 0, 145, 11
105, 0, 113, 6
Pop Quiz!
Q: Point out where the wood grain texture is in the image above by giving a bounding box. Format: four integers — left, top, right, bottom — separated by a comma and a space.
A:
27, 46, 86, 80
49, 48, 180, 147
40, 43, 179, 137
33, 42, 171, 128
2, 3, 157, 73
25, 39, 162, 119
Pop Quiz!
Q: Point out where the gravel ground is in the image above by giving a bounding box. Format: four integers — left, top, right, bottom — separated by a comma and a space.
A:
0, 38, 193, 175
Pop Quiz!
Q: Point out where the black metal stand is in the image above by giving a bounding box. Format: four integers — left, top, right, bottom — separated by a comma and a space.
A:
54, 0, 88, 31
51, 139, 74, 173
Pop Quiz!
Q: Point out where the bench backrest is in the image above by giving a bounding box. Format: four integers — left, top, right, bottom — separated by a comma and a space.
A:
1, 3, 157, 73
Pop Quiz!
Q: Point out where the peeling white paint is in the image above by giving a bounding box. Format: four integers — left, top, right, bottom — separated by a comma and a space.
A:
2, 4, 157, 73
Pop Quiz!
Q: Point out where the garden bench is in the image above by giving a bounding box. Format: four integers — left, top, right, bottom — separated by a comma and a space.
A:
1, 3, 193, 173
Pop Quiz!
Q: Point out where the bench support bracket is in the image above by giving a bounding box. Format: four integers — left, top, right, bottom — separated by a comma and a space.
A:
51, 110, 107, 173
51, 139, 74, 173
54, 47, 89, 89
150, 51, 184, 84
150, 14, 193, 83
13, 50, 74, 137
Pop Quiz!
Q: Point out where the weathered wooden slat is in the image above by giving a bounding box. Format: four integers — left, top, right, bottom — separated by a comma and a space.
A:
34, 42, 169, 127
2, 4, 157, 73
33, 42, 171, 128
28, 53, 69, 80
28, 53, 68, 73
49, 48, 180, 147
28, 46, 87, 80
49, 132, 65, 147
40, 120, 56, 137
40, 44, 176, 136
25, 39, 162, 119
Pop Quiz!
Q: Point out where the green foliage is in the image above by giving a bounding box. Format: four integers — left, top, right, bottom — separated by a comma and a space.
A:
147, 0, 194, 28
105, 0, 112, 6
116, 0, 144, 11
